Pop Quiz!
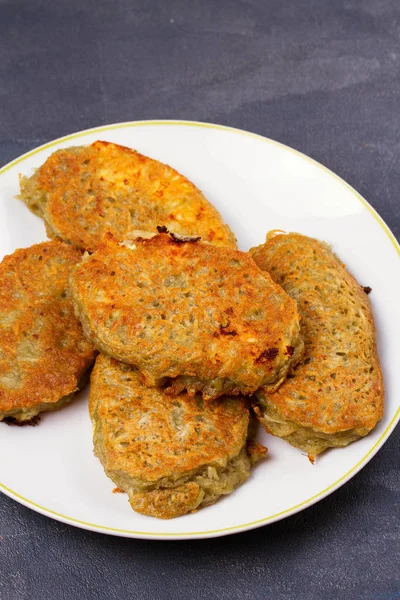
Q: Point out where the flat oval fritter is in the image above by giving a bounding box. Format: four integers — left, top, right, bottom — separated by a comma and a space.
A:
250, 232, 384, 460
0, 241, 96, 422
18, 141, 237, 252
89, 354, 263, 519
71, 233, 303, 400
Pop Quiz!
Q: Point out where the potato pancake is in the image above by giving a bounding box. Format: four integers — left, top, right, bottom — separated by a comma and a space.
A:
18, 141, 237, 252
0, 241, 96, 422
70, 233, 303, 400
90, 354, 265, 519
250, 232, 384, 460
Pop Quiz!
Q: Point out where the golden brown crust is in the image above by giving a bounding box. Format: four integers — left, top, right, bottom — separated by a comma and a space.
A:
0, 241, 96, 421
18, 141, 237, 252
72, 233, 303, 399
89, 354, 253, 518
89, 354, 249, 483
250, 232, 384, 456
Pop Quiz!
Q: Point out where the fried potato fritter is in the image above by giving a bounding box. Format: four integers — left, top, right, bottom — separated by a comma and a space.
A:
250, 232, 384, 459
89, 354, 263, 519
71, 233, 303, 400
0, 242, 96, 422
18, 141, 237, 252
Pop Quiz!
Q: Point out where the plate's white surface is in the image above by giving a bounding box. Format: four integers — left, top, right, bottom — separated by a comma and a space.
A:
0, 121, 399, 540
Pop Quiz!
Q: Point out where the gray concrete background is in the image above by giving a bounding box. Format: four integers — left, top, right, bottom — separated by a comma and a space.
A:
0, 1, 399, 598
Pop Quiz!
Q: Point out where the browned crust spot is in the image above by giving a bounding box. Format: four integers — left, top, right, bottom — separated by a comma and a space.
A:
219, 328, 237, 336
169, 232, 201, 244
255, 348, 279, 363
218, 321, 237, 336
157, 226, 201, 244
3, 415, 41, 426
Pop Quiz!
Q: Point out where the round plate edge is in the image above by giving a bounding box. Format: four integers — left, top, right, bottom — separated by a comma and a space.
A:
0, 119, 399, 540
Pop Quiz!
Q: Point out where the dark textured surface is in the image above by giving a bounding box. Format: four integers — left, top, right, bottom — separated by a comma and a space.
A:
0, 0, 399, 599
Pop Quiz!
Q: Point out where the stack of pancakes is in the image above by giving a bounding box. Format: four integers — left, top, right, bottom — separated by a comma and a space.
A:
0, 141, 383, 519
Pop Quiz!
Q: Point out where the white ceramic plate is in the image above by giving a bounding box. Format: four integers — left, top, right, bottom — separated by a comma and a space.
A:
0, 121, 399, 540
